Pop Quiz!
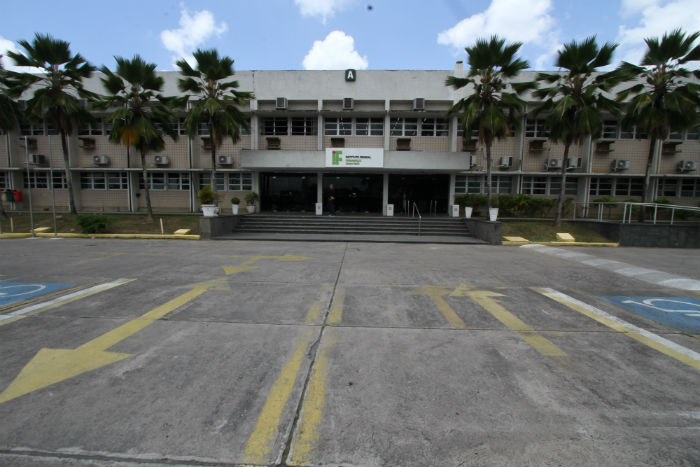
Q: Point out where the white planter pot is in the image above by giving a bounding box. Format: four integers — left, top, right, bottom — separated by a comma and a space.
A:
201, 204, 219, 217
464, 206, 473, 219
489, 207, 499, 222
451, 204, 459, 217
247, 205, 256, 214
232, 205, 239, 215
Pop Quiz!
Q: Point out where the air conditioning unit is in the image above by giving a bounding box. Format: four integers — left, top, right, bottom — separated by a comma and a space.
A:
92, 154, 110, 166
413, 98, 425, 111
468, 155, 478, 168
343, 97, 354, 110
276, 97, 288, 110
154, 155, 170, 166
566, 157, 582, 169
29, 154, 45, 165
498, 156, 513, 168
546, 158, 562, 169
611, 159, 630, 171
678, 160, 698, 172
217, 155, 233, 166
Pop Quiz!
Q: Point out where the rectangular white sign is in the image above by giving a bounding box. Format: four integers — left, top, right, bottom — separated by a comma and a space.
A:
325, 148, 384, 168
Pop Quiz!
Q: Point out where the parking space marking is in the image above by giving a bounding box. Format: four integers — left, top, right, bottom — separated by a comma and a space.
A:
327, 288, 345, 325
412, 286, 467, 329
599, 296, 699, 334
0, 279, 134, 326
452, 285, 567, 358
243, 327, 315, 465
536, 288, 700, 371
305, 301, 323, 324
0, 282, 73, 306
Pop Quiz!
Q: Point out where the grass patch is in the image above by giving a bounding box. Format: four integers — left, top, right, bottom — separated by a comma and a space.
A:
502, 221, 613, 243
0, 213, 201, 235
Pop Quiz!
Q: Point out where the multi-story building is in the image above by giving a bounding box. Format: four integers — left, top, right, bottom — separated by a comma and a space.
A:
1, 64, 698, 215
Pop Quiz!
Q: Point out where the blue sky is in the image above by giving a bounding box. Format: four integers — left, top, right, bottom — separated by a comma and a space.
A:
0, 0, 697, 72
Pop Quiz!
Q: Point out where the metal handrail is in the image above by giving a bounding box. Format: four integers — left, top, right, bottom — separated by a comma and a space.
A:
572, 201, 700, 224
412, 201, 422, 236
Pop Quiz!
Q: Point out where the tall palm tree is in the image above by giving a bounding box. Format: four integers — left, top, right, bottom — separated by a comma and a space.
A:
176, 49, 252, 188
6, 33, 97, 214
446, 36, 533, 210
95, 55, 179, 221
534, 37, 619, 227
616, 29, 700, 221
0, 58, 21, 218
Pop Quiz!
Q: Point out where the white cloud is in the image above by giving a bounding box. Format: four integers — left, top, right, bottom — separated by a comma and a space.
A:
617, 0, 699, 65
0, 36, 44, 73
303, 31, 368, 70
437, 0, 557, 50
294, 0, 353, 24
160, 4, 227, 67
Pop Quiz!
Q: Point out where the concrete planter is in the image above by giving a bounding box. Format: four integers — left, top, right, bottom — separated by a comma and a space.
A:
247, 205, 256, 214
489, 208, 499, 222
201, 204, 219, 217
464, 206, 473, 219
232, 205, 239, 215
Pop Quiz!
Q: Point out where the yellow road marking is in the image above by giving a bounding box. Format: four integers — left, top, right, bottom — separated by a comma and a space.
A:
535, 288, 700, 371
327, 289, 345, 325
412, 286, 467, 329
289, 330, 336, 465
220, 254, 310, 276
244, 328, 315, 464
77, 252, 128, 264
452, 286, 566, 357
0, 278, 228, 404
306, 302, 322, 324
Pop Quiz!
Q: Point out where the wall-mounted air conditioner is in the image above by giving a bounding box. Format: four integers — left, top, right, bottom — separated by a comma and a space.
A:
217, 155, 233, 166
154, 155, 170, 166
343, 97, 354, 110
566, 157, 582, 169
29, 154, 45, 165
545, 158, 562, 169
678, 160, 697, 172
93, 154, 110, 166
611, 159, 630, 171
413, 98, 425, 111
276, 97, 288, 110
498, 156, 513, 168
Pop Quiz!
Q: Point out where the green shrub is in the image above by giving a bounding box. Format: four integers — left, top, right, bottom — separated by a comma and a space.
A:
654, 197, 670, 205
244, 191, 259, 205
76, 214, 109, 234
198, 185, 219, 205
230, 197, 240, 205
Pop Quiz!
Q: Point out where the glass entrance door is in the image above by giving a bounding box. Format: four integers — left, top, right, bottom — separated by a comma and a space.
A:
323, 174, 383, 214
389, 174, 450, 215
260, 173, 317, 212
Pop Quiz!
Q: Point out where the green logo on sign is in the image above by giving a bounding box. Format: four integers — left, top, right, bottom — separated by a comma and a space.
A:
332, 150, 343, 165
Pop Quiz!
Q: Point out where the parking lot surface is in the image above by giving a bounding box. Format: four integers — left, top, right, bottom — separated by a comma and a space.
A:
0, 239, 698, 466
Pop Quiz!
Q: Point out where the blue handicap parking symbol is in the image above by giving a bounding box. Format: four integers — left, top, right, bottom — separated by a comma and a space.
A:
0, 282, 74, 306
599, 296, 700, 334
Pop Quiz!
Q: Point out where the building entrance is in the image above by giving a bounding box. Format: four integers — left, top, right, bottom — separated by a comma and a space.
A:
389, 174, 450, 215
323, 174, 383, 214
260, 173, 317, 212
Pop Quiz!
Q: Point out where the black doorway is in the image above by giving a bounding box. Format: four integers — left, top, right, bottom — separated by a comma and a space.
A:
323, 174, 383, 214
389, 174, 450, 215
260, 173, 317, 212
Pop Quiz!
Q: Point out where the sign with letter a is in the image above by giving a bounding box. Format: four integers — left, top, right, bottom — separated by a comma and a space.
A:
345, 69, 356, 82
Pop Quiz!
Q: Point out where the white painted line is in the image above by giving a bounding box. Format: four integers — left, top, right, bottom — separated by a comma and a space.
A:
0, 279, 133, 322
540, 288, 700, 365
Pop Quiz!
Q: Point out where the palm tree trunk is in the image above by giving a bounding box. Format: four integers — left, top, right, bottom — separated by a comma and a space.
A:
0, 195, 7, 219
554, 143, 571, 227
640, 136, 657, 223
485, 144, 493, 209
210, 141, 217, 190
60, 130, 77, 214
140, 151, 154, 222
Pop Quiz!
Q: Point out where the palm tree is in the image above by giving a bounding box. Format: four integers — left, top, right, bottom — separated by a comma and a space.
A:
616, 29, 700, 221
176, 49, 252, 188
534, 37, 619, 227
6, 33, 97, 214
446, 36, 533, 210
95, 55, 179, 221
0, 58, 21, 218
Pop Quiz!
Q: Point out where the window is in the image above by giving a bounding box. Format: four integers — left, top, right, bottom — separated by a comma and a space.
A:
228, 172, 253, 191
668, 128, 683, 140
455, 175, 484, 194
291, 117, 317, 136
355, 118, 384, 136
46, 124, 59, 136
24, 171, 48, 189
681, 178, 699, 197
455, 175, 512, 194
525, 119, 548, 138
602, 120, 618, 139
78, 118, 103, 136
166, 173, 190, 190
51, 172, 68, 189
200, 173, 226, 191
262, 117, 288, 136
420, 118, 449, 136
197, 122, 210, 136
390, 117, 418, 136
614, 177, 643, 197
20, 123, 44, 136
0, 172, 7, 188
550, 177, 578, 195
686, 127, 699, 140
589, 177, 613, 196
659, 178, 679, 197
324, 117, 352, 136
107, 172, 128, 190
522, 176, 547, 195
81, 172, 105, 189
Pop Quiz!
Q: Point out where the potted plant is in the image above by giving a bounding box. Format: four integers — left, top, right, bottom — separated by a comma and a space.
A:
231, 196, 240, 215
198, 185, 220, 217
454, 194, 472, 218
244, 191, 259, 213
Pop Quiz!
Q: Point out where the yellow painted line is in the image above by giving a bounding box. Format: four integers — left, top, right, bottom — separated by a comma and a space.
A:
0, 278, 135, 327
0, 278, 227, 404
327, 289, 345, 325
77, 252, 128, 264
412, 286, 466, 329
534, 242, 619, 247
289, 330, 336, 465
452, 286, 566, 357
535, 288, 700, 371
305, 302, 322, 324
34, 233, 200, 240
244, 328, 315, 464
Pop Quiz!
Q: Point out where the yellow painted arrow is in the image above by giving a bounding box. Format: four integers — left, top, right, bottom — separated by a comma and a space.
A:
411, 286, 467, 329
0, 277, 229, 404
221, 254, 311, 275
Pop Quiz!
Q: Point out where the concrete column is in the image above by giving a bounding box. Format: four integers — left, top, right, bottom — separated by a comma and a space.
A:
250, 99, 259, 150
318, 100, 324, 150
450, 116, 458, 152
384, 100, 391, 151
382, 173, 389, 215
449, 174, 456, 211
128, 171, 139, 213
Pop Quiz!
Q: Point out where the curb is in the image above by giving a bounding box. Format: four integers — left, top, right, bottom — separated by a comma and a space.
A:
1, 233, 200, 240
502, 240, 619, 247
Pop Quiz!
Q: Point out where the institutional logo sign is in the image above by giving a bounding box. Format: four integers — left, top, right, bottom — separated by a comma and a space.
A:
345, 69, 356, 82
325, 148, 383, 168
